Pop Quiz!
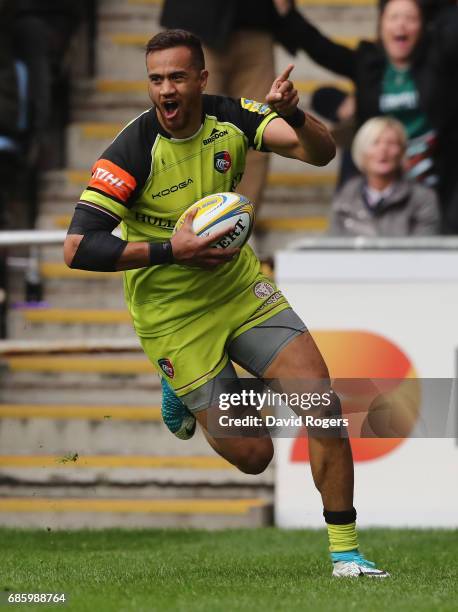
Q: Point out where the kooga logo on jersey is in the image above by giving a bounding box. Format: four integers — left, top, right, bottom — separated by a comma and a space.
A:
203, 127, 228, 146
152, 178, 193, 199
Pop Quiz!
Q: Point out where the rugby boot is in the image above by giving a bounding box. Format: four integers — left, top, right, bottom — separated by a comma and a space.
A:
331, 550, 390, 578
161, 377, 196, 440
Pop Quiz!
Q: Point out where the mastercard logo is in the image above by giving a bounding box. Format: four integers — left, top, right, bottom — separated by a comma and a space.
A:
291, 331, 417, 463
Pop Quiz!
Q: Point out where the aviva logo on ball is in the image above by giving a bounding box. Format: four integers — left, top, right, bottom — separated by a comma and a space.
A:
173, 193, 254, 249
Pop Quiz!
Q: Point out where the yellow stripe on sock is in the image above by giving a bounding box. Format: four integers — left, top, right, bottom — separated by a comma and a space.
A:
327, 522, 359, 552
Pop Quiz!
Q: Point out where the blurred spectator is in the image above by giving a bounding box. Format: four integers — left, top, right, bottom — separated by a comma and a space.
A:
379, 0, 456, 29
283, 0, 458, 232
13, 0, 90, 170
160, 0, 296, 209
0, 0, 19, 221
0, 0, 18, 144
9, 1, 91, 303
0, 0, 18, 336
329, 117, 439, 237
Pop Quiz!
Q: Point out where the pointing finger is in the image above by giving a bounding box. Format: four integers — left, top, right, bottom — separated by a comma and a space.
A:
276, 64, 294, 84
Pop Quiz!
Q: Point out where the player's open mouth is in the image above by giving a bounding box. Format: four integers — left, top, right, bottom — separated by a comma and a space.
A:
392, 34, 410, 47
162, 101, 179, 120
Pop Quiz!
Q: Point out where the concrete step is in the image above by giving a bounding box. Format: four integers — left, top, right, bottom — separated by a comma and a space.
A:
65, 121, 121, 168
0, 402, 272, 481
0, 392, 273, 528
40, 261, 121, 281
71, 79, 150, 123
98, 0, 163, 19
0, 454, 272, 486
94, 0, 377, 80
12, 308, 130, 323
40, 170, 91, 203
104, 32, 362, 47
0, 403, 161, 420
0, 403, 212, 456
36, 261, 125, 308
1, 354, 155, 374
0, 355, 248, 393
8, 308, 135, 341
37, 281, 124, 309
0, 355, 246, 377
0, 384, 159, 405
35, 284, 125, 310
0, 454, 229, 468
0, 495, 273, 528
0, 354, 157, 391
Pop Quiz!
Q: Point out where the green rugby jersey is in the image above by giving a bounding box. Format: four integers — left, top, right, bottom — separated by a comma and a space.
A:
78, 95, 278, 337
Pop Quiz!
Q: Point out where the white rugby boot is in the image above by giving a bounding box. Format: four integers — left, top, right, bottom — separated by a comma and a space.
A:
332, 551, 390, 578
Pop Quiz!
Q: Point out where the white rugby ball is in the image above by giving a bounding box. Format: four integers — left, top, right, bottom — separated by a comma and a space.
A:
173, 192, 254, 249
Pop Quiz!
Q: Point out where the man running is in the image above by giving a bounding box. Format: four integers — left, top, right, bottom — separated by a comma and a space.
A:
64, 29, 388, 578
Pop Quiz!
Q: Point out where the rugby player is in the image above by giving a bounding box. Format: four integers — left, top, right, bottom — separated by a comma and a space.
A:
64, 29, 388, 578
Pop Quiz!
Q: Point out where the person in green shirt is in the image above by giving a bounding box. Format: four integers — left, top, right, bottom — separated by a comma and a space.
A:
283, 0, 458, 224
64, 29, 388, 578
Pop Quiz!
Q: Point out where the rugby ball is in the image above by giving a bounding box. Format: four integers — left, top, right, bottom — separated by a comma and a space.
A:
173, 192, 254, 249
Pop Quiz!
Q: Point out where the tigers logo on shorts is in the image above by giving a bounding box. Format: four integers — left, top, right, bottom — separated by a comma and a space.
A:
253, 281, 275, 299
158, 358, 174, 378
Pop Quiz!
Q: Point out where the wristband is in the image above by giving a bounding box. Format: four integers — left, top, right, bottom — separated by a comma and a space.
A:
282, 108, 306, 128
149, 240, 174, 265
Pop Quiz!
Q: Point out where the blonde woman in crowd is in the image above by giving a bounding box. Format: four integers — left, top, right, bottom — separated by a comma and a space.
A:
329, 117, 439, 236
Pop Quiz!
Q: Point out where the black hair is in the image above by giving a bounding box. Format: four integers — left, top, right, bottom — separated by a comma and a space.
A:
145, 29, 205, 71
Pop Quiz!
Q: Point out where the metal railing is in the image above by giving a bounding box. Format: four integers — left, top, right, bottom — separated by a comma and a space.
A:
0, 338, 141, 357
0, 230, 66, 248
2, 230, 458, 250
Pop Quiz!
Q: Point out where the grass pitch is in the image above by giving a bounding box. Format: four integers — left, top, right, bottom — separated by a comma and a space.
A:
1, 528, 456, 612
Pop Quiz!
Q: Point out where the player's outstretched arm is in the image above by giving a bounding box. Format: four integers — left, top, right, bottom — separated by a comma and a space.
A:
64, 206, 238, 272
263, 64, 336, 166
